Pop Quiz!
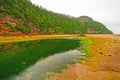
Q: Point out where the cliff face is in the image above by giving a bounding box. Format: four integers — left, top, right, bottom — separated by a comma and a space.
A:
0, 0, 113, 34
0, 22, 22, 34
78, 16, 93, 22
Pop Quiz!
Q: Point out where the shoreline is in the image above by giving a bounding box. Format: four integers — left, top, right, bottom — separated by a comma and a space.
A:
0, 34, 79, 43
45, 34, 120, 80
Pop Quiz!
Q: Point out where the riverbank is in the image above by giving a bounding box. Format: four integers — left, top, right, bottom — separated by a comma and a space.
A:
0, 34, 79, 43
45, 34, 120, 80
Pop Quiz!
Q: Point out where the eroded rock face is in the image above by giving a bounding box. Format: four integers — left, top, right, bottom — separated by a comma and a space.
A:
78, 16, 93, 22
0, 14, 24, 26
87, 28, 97, 34
0, 14, 23, 34
0, 22, 22, 34
0, 14, 41, 34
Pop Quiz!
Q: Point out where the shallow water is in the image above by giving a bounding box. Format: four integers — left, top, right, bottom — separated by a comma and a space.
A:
11, 50, 84, 80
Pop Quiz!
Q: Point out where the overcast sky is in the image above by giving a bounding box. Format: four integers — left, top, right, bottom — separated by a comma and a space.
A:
31, 0, 120, 34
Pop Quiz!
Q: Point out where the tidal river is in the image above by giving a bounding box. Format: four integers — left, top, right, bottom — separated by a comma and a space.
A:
0, 38, 86, 80
11, 50, 85, 80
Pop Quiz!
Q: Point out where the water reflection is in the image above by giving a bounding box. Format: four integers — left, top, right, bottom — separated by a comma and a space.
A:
11, 50, 84, 80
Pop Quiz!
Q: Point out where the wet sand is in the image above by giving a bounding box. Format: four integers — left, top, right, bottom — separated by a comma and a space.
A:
45, 34, 120, 80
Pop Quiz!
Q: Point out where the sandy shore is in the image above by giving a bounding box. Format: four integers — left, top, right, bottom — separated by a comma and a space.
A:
45, 34, 120, 80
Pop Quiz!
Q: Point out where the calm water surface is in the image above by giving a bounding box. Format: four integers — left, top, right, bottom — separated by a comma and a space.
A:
11, 50, 85, 80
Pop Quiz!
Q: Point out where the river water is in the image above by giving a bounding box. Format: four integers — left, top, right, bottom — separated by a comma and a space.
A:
10, 50, 85, 80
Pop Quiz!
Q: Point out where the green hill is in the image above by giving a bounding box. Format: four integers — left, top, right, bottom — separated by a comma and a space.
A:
0, 0, 112, 34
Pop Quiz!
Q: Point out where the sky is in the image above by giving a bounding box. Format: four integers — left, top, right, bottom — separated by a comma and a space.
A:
31, 0, 120, 34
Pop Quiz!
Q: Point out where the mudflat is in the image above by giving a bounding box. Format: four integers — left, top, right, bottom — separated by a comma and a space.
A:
45, 34, 120, 80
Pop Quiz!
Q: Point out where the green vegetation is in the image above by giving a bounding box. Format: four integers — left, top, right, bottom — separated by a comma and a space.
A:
0, 0, 112, 34
0, 39, 80, 80
74, 37, 91, 56
73, 37, 91, 64
79, 37, 91, 56
4, 23, 32, 33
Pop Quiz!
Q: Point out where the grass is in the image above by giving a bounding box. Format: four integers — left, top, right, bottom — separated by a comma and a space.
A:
74, 37, 91, 56
79, 37, 91, 56
73, 37, 92, 64
0, 39, 80, 80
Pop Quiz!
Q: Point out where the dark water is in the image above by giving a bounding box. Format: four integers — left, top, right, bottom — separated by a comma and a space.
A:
11, 50, 85, 80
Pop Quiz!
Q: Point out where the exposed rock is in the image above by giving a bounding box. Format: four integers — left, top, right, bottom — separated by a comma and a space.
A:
0, 14, 24, 26
0, 22, 22, 34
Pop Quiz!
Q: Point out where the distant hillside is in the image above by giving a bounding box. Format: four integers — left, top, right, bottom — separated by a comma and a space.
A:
0, 0, 112, 34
